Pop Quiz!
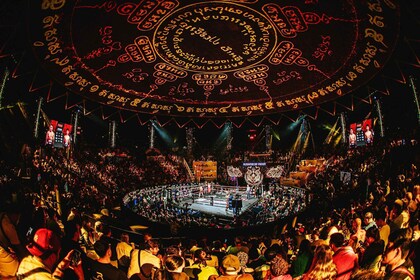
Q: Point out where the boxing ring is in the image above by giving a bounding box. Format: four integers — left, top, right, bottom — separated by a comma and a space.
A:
174, 185, 259, 219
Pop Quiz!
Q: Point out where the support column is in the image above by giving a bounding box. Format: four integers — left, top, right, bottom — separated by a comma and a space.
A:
0, 67, 9, 108
108, 120, 117, 148
374, 97, 385, 137
186, 127, 194, 158
409, 75, 420, 125
72, 108, 80, 146
265, 124, 272, 151
340, 112, 347, 144
34, 97, 43, 139
226, 122, 233, 151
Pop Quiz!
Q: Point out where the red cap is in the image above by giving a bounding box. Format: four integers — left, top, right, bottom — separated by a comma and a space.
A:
27, 228, 61, 257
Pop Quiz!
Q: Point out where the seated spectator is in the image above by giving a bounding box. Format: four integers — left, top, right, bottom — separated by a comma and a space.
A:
162, 255, 189, 280
329, 232, 358, 280
227, 237, 249, 255
247, 247, 265, 270
128, 239, 162, 279
188, 240, 201, 256
254, 247, 276, 280
210, 254, 253, 280
185, 249, 218, 280
265, 255, 291, 280
206, 249, 219, 269
310, 229, 325, 249
91, 238, 128, 280
349, 269, 384, 280
210, 240, 226, 268
304, 244, 337, 280
17, 228, 84, 279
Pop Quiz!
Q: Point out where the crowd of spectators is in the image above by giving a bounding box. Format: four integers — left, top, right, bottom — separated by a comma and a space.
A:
0, 133, 418, 280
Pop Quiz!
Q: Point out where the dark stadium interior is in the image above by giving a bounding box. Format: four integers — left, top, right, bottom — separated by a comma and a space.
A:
0, 1, 419, 280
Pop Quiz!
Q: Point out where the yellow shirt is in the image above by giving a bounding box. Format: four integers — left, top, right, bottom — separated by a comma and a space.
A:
127, 249, 161, 279
17, 255, 53, 280
116, 241, 133, 262
0, 213, 21, 277
206, 255, 219, 268
186, 263, 218, 280
379, 224, 390, 247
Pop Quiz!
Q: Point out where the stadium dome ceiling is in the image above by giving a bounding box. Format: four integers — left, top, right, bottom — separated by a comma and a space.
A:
0, 0, 419, 127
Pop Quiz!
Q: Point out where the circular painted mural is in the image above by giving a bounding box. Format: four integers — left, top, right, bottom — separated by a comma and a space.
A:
28, 0, 399, 117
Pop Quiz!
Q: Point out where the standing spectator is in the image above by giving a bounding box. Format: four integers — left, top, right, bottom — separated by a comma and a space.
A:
358, 227, 384, 271
389, 200, 410, 233
246, 185, 251, 200
100, 225, 119, 268
381, 238, 414, 279
116, 233, 134, 273
329, 233, 358, 280
376, 209, 390, 247
363, 212, 377, 231
80, 219, 94, 250
348, 218, 365, 252
91, 239, 128, 280
0, 203, 28, 279
60, 220, 92, 279
291, 239, 312, 278
128, 239, 162, 279
17, 228, 84, 279
93, 221, 104, 242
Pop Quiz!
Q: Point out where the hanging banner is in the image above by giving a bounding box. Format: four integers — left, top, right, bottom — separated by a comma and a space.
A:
193, 161, 217, 180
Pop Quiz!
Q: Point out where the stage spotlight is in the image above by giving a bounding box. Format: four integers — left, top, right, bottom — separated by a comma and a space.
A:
272, 130, 280, 141
150, 121, 176, 148
288, 114, 306, 131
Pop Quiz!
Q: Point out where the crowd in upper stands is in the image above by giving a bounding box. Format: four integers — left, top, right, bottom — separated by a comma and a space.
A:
0, 132, 418, 280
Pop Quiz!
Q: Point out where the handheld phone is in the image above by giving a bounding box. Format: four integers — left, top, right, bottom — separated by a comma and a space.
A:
70, 250, 82, 266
